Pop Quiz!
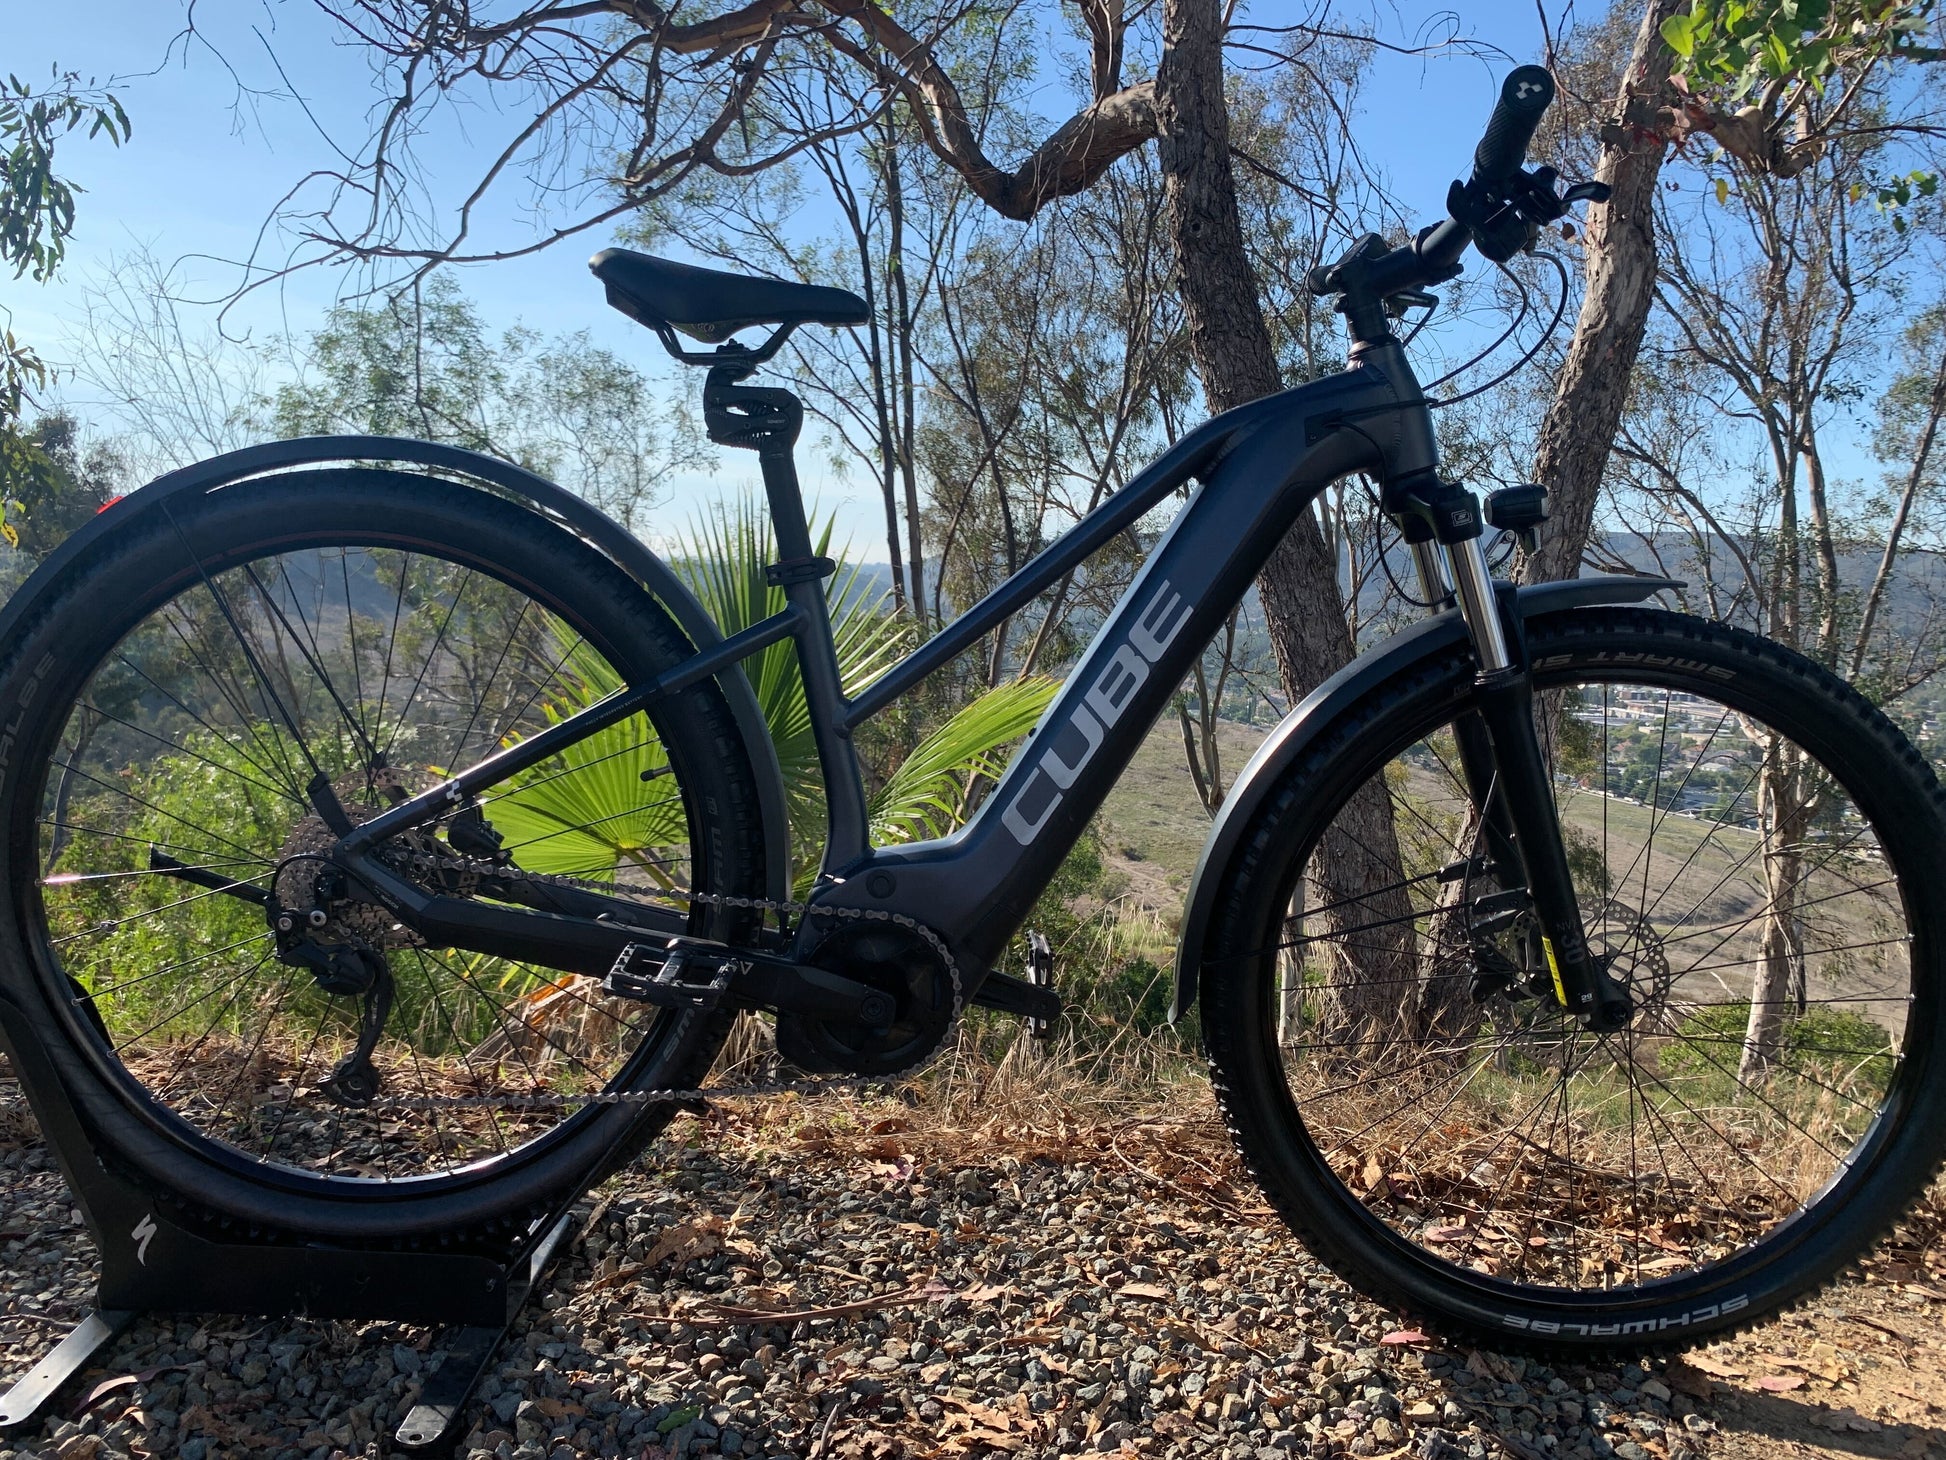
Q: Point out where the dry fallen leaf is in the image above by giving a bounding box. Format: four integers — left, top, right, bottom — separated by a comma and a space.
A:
1663, 1361, 1717, 1399
71, 1366, 182, 1421
642, 1216, 727, 1270
1119, 1283, 1172, 1302
1380, 1329, 1432, 1346
1754, 1374, 1806, 1392
1681, 1352, 1747, 1379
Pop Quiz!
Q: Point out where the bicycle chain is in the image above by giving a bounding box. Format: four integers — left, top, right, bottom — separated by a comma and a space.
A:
352, 849, 965, 1113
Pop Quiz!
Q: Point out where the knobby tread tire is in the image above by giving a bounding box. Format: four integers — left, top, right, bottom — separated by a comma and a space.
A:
1199, 607, 1946, 1355
0, 472, 770, 1246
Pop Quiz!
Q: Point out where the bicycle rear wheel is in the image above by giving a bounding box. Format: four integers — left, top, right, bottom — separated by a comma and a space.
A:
0, 471, 768, 1243
1200, 607, 1946, 1350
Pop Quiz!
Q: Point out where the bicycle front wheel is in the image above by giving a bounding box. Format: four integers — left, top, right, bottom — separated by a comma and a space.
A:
0, 471, 769, 1243
1200, 607, 1946, 1351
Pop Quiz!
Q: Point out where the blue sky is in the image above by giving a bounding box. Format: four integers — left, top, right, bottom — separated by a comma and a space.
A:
6, 1, 1562, 541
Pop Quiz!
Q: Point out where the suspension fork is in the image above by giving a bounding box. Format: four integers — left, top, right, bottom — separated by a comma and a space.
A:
1447, 534, 1629, 1029
1397, 477, 1629, 1029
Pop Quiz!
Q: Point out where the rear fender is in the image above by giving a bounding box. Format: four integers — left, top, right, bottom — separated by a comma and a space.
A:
0, 436, 792, 901
1170, 576, 1679, 1022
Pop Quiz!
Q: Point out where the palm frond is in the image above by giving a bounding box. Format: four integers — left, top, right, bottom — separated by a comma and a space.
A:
479, 495, 1045, 885
480, 642, 684, 882
872, 676, 1059, 845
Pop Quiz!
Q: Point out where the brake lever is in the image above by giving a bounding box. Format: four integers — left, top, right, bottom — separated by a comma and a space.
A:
1456, 168, 1615, 262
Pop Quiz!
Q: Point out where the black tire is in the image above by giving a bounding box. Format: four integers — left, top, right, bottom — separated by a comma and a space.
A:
0, 471, 769, 1244
1201, 607, 1946, 1352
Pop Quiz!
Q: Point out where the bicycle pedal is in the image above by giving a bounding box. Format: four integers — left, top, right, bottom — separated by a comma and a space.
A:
605, 940, 738, 1011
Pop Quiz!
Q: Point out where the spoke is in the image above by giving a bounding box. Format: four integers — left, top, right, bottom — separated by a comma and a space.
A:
45, 759, 267, 865
479, 732, 671, 808
377, 565, 475, 769
341, 550, 371, 751
412, 953, 517, 1158
494, 793, 687, 856
42, 858, 261, 886
485, 630, 589, 750
443, 598, 534, 772
155, 603, 309, 796
77, 698, 302, 806
1624, 706, 1743, 918
420, 950, 616, 1091
247, 560, 380, 766
77, 931, 276, 998
162, 508, 326, 780
177, 960, 307, 1117
38, 819, 275, 870
50, 880, 273, 945
1653, 874, 1898, 956
149, 945, 287, 1105
1627, 1053, 1815, 1216
373, 548, 414, 748
253, 1003, 339, 1161
109, 953, 273, 1056
1673, 935, 1908, 986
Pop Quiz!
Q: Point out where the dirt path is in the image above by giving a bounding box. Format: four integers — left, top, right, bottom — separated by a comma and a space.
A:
1, 1090, 1942, 1460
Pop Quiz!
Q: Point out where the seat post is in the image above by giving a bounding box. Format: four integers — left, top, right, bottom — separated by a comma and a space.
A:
701, 362, 872, 871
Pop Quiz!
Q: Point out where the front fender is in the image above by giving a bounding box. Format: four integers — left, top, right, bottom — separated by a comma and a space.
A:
1170, 575, 1679, 1022
0, 435, 792, 901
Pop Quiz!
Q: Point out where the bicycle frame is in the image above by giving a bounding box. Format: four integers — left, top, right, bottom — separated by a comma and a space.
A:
333, 334, 1507, 991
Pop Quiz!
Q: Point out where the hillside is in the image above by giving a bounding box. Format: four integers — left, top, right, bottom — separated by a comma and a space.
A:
1097, 714, 1266, 924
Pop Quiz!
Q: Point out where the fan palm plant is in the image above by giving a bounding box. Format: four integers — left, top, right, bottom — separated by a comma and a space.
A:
485, 497, 1057, 889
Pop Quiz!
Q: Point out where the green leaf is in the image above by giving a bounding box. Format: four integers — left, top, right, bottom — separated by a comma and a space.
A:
480, 496, 1053, 890
1662, 11, 1699, 56
1715, 176, 1732, 204
870, 676, 1058, 845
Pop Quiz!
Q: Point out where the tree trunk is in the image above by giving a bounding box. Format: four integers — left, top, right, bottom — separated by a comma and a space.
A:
1156, 0, 1407, 1037
1741, 739, 1809, 1080
884, 133, 928, 629
1520, 0, 1683, 586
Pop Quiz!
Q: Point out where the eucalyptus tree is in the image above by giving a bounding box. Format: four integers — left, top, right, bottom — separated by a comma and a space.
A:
0, 68, 129, 544
1629, 69, 1946, 1075
1526, 0, 1946, 587
272, 278, 703, 532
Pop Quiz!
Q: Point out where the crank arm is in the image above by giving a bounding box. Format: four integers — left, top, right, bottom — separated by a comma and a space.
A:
147, 848, 270, 906
608, 937, 897, 1024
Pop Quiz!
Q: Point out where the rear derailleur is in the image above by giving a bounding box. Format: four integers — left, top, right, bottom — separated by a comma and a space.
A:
278, 931, 394, 1108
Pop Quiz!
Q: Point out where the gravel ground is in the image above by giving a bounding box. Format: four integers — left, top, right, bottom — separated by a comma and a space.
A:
2, 1088, 1944, 1460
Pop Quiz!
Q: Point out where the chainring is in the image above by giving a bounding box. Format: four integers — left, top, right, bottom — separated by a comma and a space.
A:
776, 920, 959, 1078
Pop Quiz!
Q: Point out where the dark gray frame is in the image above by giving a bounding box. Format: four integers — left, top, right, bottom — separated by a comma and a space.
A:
326, 337, 1443, 980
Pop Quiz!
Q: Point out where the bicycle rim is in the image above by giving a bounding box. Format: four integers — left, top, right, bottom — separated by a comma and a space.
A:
1257, 652, 1926, 1300
26, 518, 720, 1186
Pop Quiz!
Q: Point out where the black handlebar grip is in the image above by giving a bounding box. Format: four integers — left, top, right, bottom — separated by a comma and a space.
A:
1471, 66, 1555, 186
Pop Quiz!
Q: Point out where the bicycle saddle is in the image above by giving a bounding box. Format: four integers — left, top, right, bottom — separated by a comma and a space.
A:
590, 248, 869, 344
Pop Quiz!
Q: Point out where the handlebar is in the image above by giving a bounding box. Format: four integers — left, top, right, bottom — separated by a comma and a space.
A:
1306, 65, 1562, 320
1472, 66, 1555, 188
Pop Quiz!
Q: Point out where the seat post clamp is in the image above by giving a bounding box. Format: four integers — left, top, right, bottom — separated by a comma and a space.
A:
765, 556, 837, 588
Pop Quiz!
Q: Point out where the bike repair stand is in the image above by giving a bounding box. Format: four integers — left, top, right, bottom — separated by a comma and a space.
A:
0, 1013, 581, 1454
